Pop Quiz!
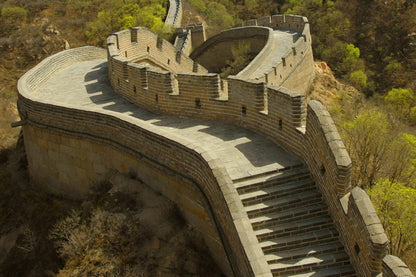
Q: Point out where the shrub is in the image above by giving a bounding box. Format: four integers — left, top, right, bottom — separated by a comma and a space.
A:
384, 88, 415, 118
0, 5, 28, 33
349, 70, 367, 91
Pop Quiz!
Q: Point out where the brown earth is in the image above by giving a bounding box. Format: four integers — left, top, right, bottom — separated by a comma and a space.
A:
308, 61, 360, 108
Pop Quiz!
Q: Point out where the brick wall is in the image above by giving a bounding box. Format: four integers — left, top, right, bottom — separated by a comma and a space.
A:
383, 255, 415, 277
105, 22, 394, 275
236, 14, 314, 93
165, 0, 182, 28
17, 13, 414, 276
190, 26, 270, 73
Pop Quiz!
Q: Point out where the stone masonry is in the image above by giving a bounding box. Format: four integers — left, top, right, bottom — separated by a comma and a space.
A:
16, 1, 413, 276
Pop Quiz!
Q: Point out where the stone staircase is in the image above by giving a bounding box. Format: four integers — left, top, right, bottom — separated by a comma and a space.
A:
234, 165, 356, 277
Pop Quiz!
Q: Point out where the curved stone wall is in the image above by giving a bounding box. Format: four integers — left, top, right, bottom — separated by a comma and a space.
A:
238, 14, 315, 94
106, 18, 393, 276
165, 0, 182, 28
383, 255, 415, 277
17, 13, 413, 277
18, 47, 267, 277
190, 26, 271, 74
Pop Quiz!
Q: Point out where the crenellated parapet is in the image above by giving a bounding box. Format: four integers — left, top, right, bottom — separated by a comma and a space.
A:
165, 0, 182, 28
383, 255, 415, 277
238, 15, 314, 92
16, 10, 414, 277
105, 18, 394, 275
188, 14, 314, 94
240, 14, 311, 40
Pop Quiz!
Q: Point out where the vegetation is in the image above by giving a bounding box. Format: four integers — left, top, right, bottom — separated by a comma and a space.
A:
49, 179, 222, 276
369, 179, 416, 259
0, 146, 223, 276
328, 88, 416, 269
220, 41, 254, 77
187, 0, 415, 96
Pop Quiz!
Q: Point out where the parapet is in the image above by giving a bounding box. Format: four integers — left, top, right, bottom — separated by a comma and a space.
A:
165, 0, 182, 28
187, 23, 206, 49
16, 10, 413, 277
104, 15, 407, 276
383, 255, 415, 277
107, 27, 208, 76
190, 14, 314, 94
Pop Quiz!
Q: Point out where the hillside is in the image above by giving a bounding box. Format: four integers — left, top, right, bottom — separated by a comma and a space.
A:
0, 0, 415, 275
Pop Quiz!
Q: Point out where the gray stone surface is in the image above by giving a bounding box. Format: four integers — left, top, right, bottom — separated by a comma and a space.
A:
34, 59, 300, 181
243, 30, 296, 80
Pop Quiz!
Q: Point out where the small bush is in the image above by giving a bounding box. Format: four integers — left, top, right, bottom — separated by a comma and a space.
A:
384, 88, 415, 118
349, 70, 368, 92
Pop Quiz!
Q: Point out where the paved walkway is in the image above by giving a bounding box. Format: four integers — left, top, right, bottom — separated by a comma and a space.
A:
238, 30, 297, 80
35, 59, 301, 181
248, 30, 296, 80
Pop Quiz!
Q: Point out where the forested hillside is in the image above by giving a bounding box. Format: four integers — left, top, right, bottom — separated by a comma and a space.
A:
0, 0, 415, 274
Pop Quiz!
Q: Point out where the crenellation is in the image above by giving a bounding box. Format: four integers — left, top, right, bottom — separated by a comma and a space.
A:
16, 8, 414, 277
130, 27, 139, 42
227, 77, 266, 112
257, 16, 272, 26
271, 14, 285, 27
244, 19, 258, 26
186, 23, 206, 49
165, 0, 182, 28
177, 72, 221, 99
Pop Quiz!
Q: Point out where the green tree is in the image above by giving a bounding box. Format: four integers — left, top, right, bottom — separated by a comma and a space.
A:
206, 2, 235, 29
386, 133, 416, 186
85, 0, 167, 45
342, 110, 391, 188
369, 179, 416, 257
189, 0, 207, 13
220, 41, 253, 77
349, 70, 367, 92
384, 88, 415, 118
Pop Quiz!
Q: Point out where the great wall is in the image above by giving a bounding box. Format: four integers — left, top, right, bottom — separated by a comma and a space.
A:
15, 0, 414, 276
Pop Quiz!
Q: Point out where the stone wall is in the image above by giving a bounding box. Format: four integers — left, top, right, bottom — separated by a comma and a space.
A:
18, 47, 273, 277
107, 27, 207, 75
165, 0, 182, 28
190, 26, 271, 73
106, 20, 394, 275
383, 255, 415, 277
22, 123, 236, 276
237, 14, 315, 94
187, 23, 206, 49
17, 13, 414, 277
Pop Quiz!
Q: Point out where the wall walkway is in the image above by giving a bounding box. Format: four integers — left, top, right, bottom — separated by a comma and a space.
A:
16, 9, 414, 277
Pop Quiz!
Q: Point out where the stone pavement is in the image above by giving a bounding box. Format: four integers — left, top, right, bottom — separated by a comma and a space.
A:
247, 30, 296, 80
34, 59, 301, 181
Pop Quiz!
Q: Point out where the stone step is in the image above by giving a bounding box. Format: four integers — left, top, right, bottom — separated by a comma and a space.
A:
260, 228, 339, 253
235, 167, 310, 194
251, 203, 328, 230
240, 178, 315, 206
279, 264, 356, 277
245, 189, 322, 217
270, 252, 351, 276
265, 242, 345, 264
255, 215, 333, 242
233, 163, 305, 184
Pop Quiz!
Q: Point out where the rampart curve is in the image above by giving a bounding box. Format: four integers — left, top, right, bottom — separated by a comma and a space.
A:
165, 0, 182, 28
17, 47, 259, 276
189, 26, 271, 74
16, 9, 414, 277
106, 24, 389, 274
